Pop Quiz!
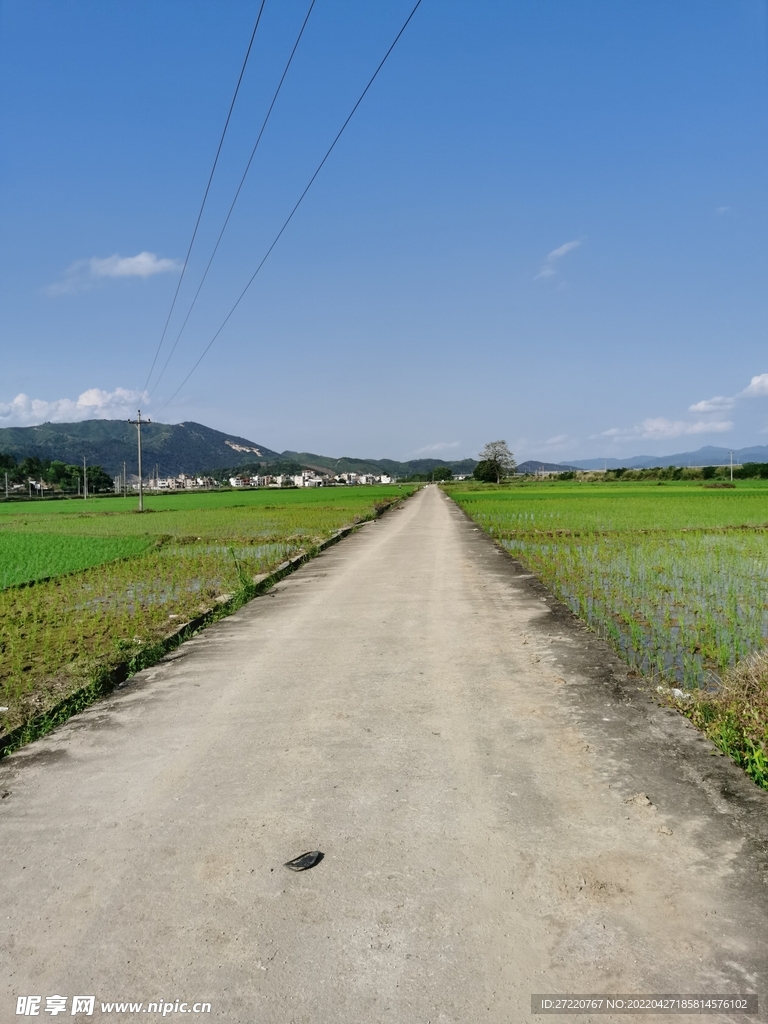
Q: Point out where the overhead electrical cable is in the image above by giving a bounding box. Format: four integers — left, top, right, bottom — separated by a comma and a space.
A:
157, 0, 425, 414
142, 0, 268, 394
149, 0, 317, 397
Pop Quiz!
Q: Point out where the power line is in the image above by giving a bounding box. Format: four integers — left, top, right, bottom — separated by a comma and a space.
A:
158, 0, 425, 415
149, 0, 317, 397
142, 0, 268, 394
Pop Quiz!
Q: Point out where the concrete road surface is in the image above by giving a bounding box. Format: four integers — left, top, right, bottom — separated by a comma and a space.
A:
2, 485, 767, 1023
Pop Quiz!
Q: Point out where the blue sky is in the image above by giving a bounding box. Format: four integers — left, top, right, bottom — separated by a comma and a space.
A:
1, 0, 767, 462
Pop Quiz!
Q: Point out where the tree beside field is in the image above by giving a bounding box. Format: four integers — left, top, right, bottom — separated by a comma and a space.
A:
0, 452, 113, 492
474, 441, 516, 484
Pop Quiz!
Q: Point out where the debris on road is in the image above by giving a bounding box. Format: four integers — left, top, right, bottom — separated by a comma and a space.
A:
625, 792, 653, 807
284, 850, 324, 871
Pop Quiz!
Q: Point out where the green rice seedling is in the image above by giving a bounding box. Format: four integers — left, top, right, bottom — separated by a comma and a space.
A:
0, 533, 152, 589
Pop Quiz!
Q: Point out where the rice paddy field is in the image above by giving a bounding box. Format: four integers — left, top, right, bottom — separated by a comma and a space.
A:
0, 486, 412, 743
446, 479, 768, 786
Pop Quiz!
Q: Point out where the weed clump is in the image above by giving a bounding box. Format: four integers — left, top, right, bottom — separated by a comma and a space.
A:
682, 651, 768, 789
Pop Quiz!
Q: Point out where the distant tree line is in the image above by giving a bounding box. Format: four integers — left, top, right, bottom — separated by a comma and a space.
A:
0, 452, 113, 493
463, 458, 768, 484
730, 462, 768, 479
599, 464, 768, 481
514, 464, 768, 482
403, 466, 454, 482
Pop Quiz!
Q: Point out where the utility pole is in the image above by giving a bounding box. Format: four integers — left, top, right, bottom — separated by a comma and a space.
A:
83, 456, 88, 500
730, 450, 734, 482
4, 472, 7, 499
128, 410, 150, 512
123, 461, 127, 498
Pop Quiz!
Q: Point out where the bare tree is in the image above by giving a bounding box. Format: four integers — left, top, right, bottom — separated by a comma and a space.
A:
477, 440, 516, 483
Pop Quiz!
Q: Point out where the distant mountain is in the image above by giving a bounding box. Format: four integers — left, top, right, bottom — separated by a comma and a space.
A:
0, 420, 478, 480
517, 459, 580, 474
0, 420, 280, 477
564, 445, 768, 470
281, 451, 479, 478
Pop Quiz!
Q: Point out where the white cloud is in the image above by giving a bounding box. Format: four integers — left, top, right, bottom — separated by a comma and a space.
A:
540, 434, 571, 449
741, 373, 768, 398
0, 388, 146, 427
411, 441, 461, 455
49, 251, 181, 295
688, 395, 735, 413
535, 239, 581, 280
715, 206, 731, 215
91, 253, 180, 278
596, 417, 733, 442
549, 240, 581, 260
683, 372, 768, 416
592, 371, 768, 446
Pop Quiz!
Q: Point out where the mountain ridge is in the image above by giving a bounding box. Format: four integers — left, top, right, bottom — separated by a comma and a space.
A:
517, 459, 581, 473
0, 420, 281, 477
0, 420, 477, 479
565, 445, 768, 470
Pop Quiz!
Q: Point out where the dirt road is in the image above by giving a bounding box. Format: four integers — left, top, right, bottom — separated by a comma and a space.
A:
1, 485, 766, 1022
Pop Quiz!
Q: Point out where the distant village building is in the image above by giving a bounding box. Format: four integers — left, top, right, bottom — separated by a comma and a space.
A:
149, 473, 215, 491
128, 468, 396, 492
293, 471, 327, 488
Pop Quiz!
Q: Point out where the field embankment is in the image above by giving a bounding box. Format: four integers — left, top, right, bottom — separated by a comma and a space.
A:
446, 479, 768, 787
0, 486, 413, 749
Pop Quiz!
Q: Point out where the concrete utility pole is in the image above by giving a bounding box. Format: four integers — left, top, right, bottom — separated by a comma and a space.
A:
730, 450, 734, 482
123, 461, 127, 498
128, 411, 150, 512
4, 472, 8, 499
83, 456, 88, 500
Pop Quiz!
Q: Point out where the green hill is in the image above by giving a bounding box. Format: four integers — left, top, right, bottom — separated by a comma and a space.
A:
0, 420, 478, 480
0, 420, 280, 477
280, 451, 478, 478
